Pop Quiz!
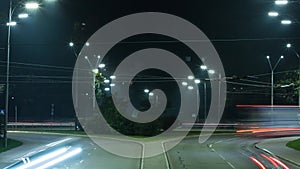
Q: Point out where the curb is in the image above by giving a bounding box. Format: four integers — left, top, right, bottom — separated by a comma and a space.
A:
255, 143, 300, 167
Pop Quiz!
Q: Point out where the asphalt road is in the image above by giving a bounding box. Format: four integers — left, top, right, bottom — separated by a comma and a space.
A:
1, 131, 300, 169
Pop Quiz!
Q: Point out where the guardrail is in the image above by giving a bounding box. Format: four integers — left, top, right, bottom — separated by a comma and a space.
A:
7, 122, 75, 130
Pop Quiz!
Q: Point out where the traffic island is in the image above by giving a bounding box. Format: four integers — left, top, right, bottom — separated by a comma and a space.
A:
286, 138, 300, 151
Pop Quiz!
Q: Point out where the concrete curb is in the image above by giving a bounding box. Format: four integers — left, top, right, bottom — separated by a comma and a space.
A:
255, 143, 300, 167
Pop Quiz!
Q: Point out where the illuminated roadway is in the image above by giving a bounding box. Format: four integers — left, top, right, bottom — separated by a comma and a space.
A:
1, 131, 300, 169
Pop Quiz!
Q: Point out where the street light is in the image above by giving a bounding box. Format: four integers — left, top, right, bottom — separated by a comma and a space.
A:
25, 2, 39, 9
144, 89, 150, 93
4, 0, 39, 148
266, 55, 284, 105
281, 20, 292, 25
18, 13, 29, 19
208, 69, 215, 74
6, 21, 17, 26
187, 86, 194, 90
69, 42, 74, 47
200, 65, 208, 70
98, 64, 105, 69
188, 75, 194, 80
275, 0, 288, 5
268, 11, 279, 17
194, 79, 201, 84
110, 75, 116, 79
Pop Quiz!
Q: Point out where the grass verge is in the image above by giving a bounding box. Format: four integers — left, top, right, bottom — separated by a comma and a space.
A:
286, 138, 300, 151
12, 129, 87, 136
0, 139, 23, 153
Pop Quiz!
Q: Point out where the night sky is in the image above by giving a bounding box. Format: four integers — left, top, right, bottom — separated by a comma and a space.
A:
0, 0, 300, 121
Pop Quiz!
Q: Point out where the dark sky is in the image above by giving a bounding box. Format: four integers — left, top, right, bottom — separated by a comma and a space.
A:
0, 0, 300, 120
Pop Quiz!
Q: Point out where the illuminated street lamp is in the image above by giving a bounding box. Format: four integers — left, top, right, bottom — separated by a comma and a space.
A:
188, 75, 194, 80
144, 89, 150, 93
110, 75, 116, 79
18, 13, 29, 19
98, 64, 105, 69
25, 2, 39, 9
187, 86, 194, 90
275, 0, 288, 5
69, 42, 74, 47
268, 11, 279, 17
208, 69, 215, 74
194, 79, 201, 84
281, 20, 292, 25
200, 65, 208, 70
4, 0, 39, 148
6, 21, 17, 26
266, 55, 284, 105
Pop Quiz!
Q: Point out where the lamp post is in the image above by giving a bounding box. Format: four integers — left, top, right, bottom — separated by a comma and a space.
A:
4, 0, 39, 148
286, 43, 300, 107
266, 55, 284, 105
200, 65, 216, 121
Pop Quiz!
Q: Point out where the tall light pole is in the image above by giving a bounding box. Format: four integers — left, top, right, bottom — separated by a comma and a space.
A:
200, 65, 216, 121
286, 43, 300, 107
4, 0, 39, 148
266, 55, 284, 105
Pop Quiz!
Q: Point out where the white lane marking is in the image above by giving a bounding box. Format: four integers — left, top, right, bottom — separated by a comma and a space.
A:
140, 143, 145, 169
161, 142, 170, 169
208, 138, 239, 169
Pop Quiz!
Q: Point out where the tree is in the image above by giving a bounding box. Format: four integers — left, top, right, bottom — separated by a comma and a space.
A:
94, 72, 166, 136
276, 70, 300, 104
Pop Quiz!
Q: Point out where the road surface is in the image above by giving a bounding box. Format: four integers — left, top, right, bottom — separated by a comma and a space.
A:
1, 131, 299, 169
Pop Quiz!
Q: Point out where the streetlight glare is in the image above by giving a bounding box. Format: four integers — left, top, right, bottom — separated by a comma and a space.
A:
92, 69, 99, 74
69, 42, 74, 47
110, 75, 116, 79
182, 82, 188, 86
280, 55, 284, 59
149, 92, 154, 96
110, 83, 115, 87
275, 0, 288, 5
281, 20, 292, 25
144, 89, 150, 93
18, 13, 29, 19
25, 2, 39, 9
194, 79, 201, 84
85, 42, 90, 46
6, 21, 17, 26
268, 12, 279, 17
266, 56, 270, 59
98, 64, 105, 68
104, 79, 110, 83
188, 86, 194, 90
286, 43, 292, 48
200, 65, 208, 70
188, 76, 194, 80
104, 88, 110, 91
208, 69, 215, 74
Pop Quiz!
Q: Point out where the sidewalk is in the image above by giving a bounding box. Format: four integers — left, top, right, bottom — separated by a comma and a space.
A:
256, 136, 300, 166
